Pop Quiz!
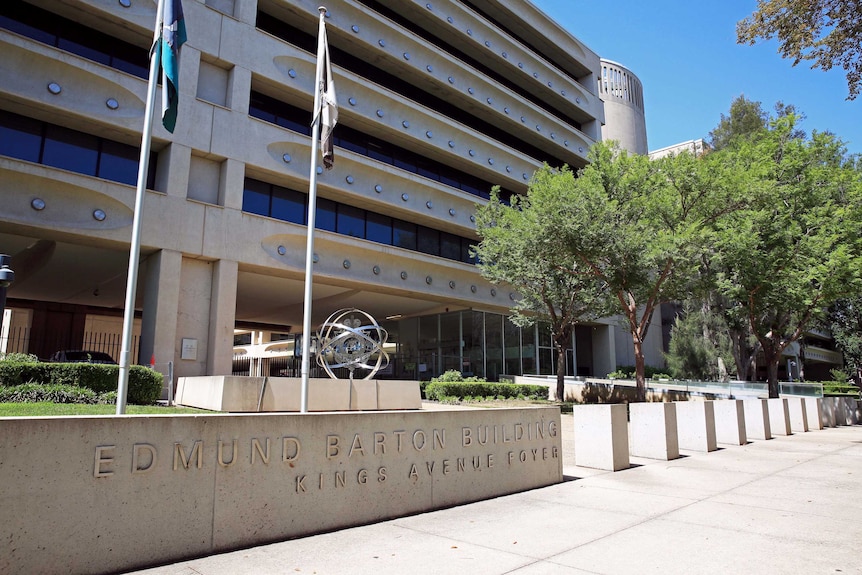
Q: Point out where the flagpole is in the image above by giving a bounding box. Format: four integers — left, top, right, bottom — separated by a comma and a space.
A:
300, 6, 329, 414
116, 0, 166, 414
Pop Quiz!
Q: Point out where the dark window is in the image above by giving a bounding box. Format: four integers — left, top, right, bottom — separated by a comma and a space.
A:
417, 225, 440, 256
337, 204, 365, 238
42, 125, 99, 176
242, 179, 271, 216
0, 0, 148, 79
393, 220, 417, 251
98, 140, 140, 186
366, 212, 393, 245
315, 197, 336, 232
0, 109, 157, 188
0, 110, 42, 162
440, 232, 461, 261
271, 185, 306, 224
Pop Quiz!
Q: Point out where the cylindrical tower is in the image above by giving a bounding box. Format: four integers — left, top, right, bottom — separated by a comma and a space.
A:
598, 59, 647, 154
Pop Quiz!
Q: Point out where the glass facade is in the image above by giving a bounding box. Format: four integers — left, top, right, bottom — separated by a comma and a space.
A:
379, 310, 564, 381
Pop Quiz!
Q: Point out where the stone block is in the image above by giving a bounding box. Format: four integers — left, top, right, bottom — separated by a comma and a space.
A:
786, 397, 809, 433
629, 402, 679, 460
743, 399, 772, 440
767, 398, 791, 435
713, 399, 747, 445
377, 379, 422, 410
832, 397, 847, 426
803, 397, 824, 430
844, 397, 859, 425
0, 408, 562, 575
675, 400, 717, 452
573, 403, 630, 471
820, 397, 836, 427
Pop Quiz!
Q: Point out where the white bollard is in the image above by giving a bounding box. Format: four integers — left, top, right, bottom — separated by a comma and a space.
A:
630, 402, 679, 460
573, 403, 630, 471
713, 399, 747, 445
675, 400, 717, 452
786, 397, 809, 433
803, 397, 824, 430
743, 399, 772, 440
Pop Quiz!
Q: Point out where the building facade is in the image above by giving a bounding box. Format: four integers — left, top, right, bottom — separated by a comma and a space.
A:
0, 0, 661, 385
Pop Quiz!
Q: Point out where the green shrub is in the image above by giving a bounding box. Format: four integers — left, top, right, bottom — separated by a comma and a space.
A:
607, 365, 667, 379
0, 383, 108, 404
424, 381, 547, 401
0, 352, 39, 363
820, 380, 861, 397
0, 362, 163, 405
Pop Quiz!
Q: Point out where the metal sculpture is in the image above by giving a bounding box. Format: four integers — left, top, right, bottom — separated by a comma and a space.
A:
316, 308, 389, 380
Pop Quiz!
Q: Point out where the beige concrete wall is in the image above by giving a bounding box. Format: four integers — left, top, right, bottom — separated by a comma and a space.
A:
0, 408, 562, 574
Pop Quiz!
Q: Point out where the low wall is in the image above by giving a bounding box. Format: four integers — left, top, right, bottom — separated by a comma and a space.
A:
175, 376, 421, 412
0, 407, 561, 575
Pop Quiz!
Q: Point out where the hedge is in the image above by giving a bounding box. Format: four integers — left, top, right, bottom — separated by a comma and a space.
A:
0, 383, 117, 404
0, 362, 163, 405
424, 381, 548, 401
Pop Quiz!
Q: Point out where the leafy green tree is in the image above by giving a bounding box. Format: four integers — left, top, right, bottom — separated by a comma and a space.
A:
737, 0, 862, 100
712, 114, 862, 397
824, 296, 862, 385
709, 95, 769, 151
473, 173, 610, 401
541, 143, 741, 401
665, 303, 735, 381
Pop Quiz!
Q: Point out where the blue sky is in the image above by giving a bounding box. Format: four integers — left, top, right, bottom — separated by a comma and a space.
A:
531, 0, 862, 156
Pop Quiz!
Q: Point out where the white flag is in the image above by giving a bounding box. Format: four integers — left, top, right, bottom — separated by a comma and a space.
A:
316, 16, 337, 170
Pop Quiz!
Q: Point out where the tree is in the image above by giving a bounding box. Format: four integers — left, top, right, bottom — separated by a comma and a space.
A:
665, 303, 735, 381
737, 0, 862, 100
824, 296, 862, 385
544, 143, 741, 401
712, 114, 862, 397
709, 95, 769, 151
473, 171, 609, 401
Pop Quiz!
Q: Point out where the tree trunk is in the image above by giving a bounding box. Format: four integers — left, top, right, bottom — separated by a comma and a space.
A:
555, 344, 567, 402
763, 347, 780, 398
634, 339, 646, 402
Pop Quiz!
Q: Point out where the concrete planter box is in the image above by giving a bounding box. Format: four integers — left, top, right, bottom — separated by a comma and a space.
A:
767, 398, 791, 436
573, 404, 630, 471
844, 397, 860, 425
175, 376, 421, 412
785, 397, 809, 433
713, 399, 747, 445
803, 397, 824, 430
629, 402, 679, 460
832, 397, 847, 426
675, 400, 717, 452
743, 399, 772, 440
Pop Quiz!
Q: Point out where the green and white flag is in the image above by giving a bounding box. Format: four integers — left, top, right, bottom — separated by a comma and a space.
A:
315, 15, 337, 169
160, 0, 187, 133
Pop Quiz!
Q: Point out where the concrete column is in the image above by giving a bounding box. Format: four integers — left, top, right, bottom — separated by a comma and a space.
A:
234, 0, 258, 24
629, 402, 679, 460
573, 404, 629, 471
206, 259, 238, 376
227, 65, 252, 116
786, 397, 809, 432
591, 324, 615, 380
844, 398, 859, 425
743, 399, 772, 440
832, 397, 847, 426
675, 400, 717, 452
803, 397, 824, 430
155, 143, 192, 198
713, 399, 747, 445
821, 398, 836, 427
139, 249, 182, 398
219, 158, 246, 209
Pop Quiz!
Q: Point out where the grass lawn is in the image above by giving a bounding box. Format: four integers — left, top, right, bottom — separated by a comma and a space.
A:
0, 403, 209, 416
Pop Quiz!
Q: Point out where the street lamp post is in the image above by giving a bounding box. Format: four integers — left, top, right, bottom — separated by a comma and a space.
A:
0, 255, 15, 351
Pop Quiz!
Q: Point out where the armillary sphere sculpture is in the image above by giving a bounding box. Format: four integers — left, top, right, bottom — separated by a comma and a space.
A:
316, 308, 390, 381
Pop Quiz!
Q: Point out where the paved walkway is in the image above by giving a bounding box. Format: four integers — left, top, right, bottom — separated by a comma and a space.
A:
130, 415, 862, 575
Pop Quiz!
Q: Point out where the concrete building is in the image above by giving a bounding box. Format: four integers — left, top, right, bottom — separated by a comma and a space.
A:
598, 59, 647, 155
0, 0, 661, 388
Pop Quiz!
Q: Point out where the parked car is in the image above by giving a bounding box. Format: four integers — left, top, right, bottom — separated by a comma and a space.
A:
49, 350, 117, 364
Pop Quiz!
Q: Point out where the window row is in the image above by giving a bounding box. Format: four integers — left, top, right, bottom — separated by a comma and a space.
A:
243, 178, 477, 264
0, 109, 157, 188
0, 0, 149, 79
250, 91, 517, 203
255, 11, 569, 168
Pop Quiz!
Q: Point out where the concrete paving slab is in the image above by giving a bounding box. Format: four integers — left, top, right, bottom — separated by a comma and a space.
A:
127, 414, 862, 575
